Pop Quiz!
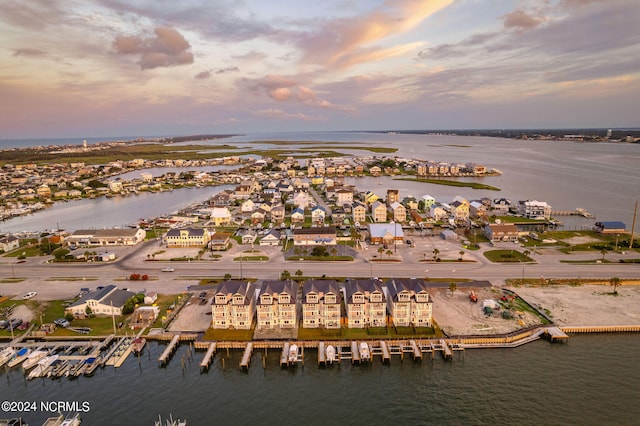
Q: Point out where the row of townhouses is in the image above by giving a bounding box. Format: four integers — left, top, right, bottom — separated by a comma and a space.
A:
210, 278, 433, 331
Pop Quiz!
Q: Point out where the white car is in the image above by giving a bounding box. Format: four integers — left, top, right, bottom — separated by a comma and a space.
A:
22, 291, 37, 299
161, 267, 175, 272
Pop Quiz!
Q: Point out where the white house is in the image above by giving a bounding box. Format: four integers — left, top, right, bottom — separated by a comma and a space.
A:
65, 285, 135, 318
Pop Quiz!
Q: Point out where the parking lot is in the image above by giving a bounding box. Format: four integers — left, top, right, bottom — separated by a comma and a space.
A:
166, 291, 213, 332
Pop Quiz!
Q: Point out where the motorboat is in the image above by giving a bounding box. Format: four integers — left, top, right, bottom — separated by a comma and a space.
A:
28, 355, 58, 380
359, 342, 370, 362
131, 337, 147, 354
325, 345, 336, 364
7, 347, 30, 368
288, 344, 298, 365
0, 347, 16, 367
22, 350, 47, 371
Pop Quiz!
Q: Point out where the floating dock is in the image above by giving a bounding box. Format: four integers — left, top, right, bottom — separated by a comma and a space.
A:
158, 335, 181, 366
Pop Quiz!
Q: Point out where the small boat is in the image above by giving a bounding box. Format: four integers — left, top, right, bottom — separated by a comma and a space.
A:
131, 337, 146, 354
28, 355, 58, 380
359, 342, 370, 362
83, 357, 99, 376
325, 345, 336, 364
288, 344, 298, 365
0, 347, 16, 367
23, 350, 47, 371
8, 347, 31, 368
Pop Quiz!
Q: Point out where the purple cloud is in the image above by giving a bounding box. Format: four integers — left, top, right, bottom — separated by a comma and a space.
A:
113, 27, 194, 70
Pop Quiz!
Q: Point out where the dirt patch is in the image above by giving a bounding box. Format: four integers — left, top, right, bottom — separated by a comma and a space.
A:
562, 236, 602, 245
9, 304, 35, 322
432, 287, 542, 337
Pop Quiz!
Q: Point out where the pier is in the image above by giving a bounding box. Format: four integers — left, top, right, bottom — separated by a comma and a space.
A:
317, 341, 326, 366
409, 340, 422, 361
240, 342, 253, 370
350, 341, 361, 364
544, 326, 569, 342
158, 335, 180, 367
379, 341, 390, 364
199, 342, 217, 371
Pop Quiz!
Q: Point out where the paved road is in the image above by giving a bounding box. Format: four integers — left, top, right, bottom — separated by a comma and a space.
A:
1, 237, 639, 301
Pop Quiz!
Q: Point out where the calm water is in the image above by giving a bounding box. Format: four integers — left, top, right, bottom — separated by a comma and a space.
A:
2, 132, 639, 233
2, 335, 639, 425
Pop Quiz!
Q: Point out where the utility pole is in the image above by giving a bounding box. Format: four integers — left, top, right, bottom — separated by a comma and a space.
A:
630, 201, 638, 249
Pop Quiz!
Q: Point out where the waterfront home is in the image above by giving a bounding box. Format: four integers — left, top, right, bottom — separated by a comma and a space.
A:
211, 281, 256, 329
233, 184, 252, 199
36, 184, 52, 198
165, 227, 211, 248
67, 228, 146, 246
371, 201, 387, 223
210, 190, 232, 207
484, 223, 519, 242
364, 191, 380, 204
466, 162, 487, 174
518, 200, 552, 220
352, 202, 367, 225
345, 279, 386, 328
256, 280, 297, 329
259, 229, 281, 246
470, 201, 489, 219
386, 278, 433, 327
293, 227, 337, 246
387, 189, 399, 204
492, 198, 512, 214
209, 232, 231, 251
302, 280, 341, 329
368, 223, 404, 245
65, 285, 135, 318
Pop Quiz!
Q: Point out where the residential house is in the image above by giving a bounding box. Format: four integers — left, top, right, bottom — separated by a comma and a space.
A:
371, 201, 387, 223
65, 285, 135, 318
311, 205, 326, 224
302, 279, 341, 329
387, 189, 399, 204
344, 279, 386, 328
36, 184, 52, 198
369, 166, 382, 176
256, 280, 297, 329
165, 227, 211, 248
352, 202, 367, 225
270, 205, 286, 224
210, 207, 231, 226
336, 189, 354, 206
241, 199, 255, 214
209, 232, 231, 251
389, 202, 407, 223
386, 278, 433, 327
518, 200, 552, 220
293, 227, 337, 246
293, 191, 311, 209
450, 200, 470, 222
470, 201, 488, 219
492, 198, 512, 214
421, 195, 436, 210
430, 205, 449, 222
291, 207, 305, 223
484, 223, 519, 242
211, 281, 255, 329
210, 190, 232, 207
251, 209, 266, 224
241, 230, 258, 245
0, 235, 19, 253
260, 229, 281, 246
233, 184, 252, 199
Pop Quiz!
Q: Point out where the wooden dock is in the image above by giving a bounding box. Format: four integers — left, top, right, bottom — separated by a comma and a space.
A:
199, 342, 217, 371
409, 340, 422, 361
240, 342, 253, 370
317, 342, 326, 366
544, 326, 569, 342
439, 340, 452, 360
158, 334, 180, 366
280, 342, 290, 368
379, 341, 390, 364
351, 341, 361, 364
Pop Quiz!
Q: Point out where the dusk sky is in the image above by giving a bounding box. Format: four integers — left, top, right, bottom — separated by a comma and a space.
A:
1, 0, 639, 139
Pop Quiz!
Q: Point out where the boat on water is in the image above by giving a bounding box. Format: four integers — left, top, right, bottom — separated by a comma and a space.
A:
0, 347, 16, 367
359, 342, 371, 362
42, 412, 81, 426
288, 344, 298, 365
7, 347, 31, 368
326, 345, 336, 364
28, 355, 59, 380
155, 415, 186, 426
131, 337, 147, 354
22, 350, 47, 371
49, 359, 70, 378
83, 357, 100, 376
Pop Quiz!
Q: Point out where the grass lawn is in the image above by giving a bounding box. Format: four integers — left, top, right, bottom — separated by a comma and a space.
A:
234, 256, 269, 261
484, 250, 533, 263
3, 245, 41, 258
297, 325, 439, 340
203, 328, 255, 341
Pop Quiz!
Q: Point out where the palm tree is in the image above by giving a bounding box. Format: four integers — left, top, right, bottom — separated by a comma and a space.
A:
458, 250, 464, 261
432, 248, 440, 261
600, 248, 608, 261
378, 246, 385, 257
280, 270, 292, 280
609, 277, 621, 294
385, 249, 393, 258
295, 269, 304, 280
523, 249, 530, 260
449, 282, 457, 294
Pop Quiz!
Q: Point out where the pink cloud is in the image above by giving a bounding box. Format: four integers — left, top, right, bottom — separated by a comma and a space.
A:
113, 27, 194, 70
253, 108, 319, 121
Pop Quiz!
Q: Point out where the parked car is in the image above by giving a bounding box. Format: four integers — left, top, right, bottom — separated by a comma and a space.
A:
54, 318, 70, 328
22, 291, 37, 299
8, 318, 23, 329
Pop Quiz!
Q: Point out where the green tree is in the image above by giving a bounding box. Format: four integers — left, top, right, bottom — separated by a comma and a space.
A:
311, 246, 329, 257
224, 273, 232, 280
295, 269, 304, 281
432, 248, 440, 261
449, 282, 458, 294
459, 250, 465, 261
609, 277, 621, 294
280, 270, 292, 280
52, 247, 70, 260
385, 249, 393, 258
600, 248, 608, 261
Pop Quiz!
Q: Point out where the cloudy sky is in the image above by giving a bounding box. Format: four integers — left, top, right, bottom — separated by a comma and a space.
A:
1, 0, 638, 138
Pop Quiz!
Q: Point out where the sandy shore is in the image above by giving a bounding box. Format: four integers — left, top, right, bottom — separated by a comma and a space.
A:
433, 284, 640, 336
